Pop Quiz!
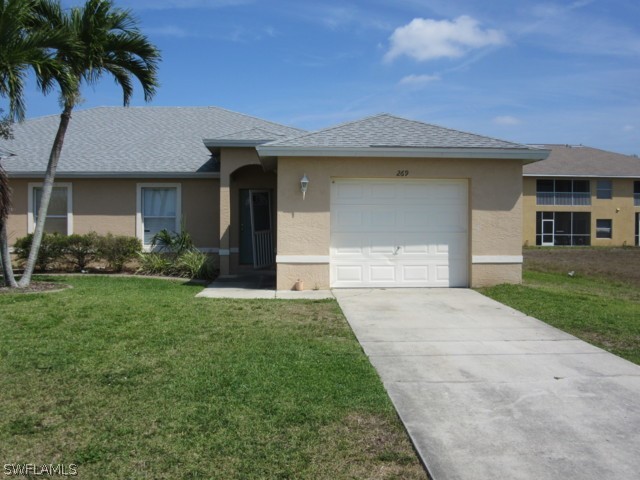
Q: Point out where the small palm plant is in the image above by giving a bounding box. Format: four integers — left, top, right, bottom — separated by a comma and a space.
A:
150, 222, 194, 256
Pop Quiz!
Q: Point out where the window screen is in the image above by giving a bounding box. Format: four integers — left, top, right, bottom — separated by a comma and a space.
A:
142, 187, 177, 245
33, 186, 69, 235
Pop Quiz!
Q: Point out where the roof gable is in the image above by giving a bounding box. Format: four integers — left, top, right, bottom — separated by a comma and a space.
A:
263, 114, 530, 149
257, 114, 548, 162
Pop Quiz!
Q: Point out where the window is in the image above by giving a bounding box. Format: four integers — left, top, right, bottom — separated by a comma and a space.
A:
634, 181, 640, 207
136, 183, 181, 247
536, 179, 591, 205
596, 180, 612, 199
535, 212, 591, 246
596, 219, 612, 239
28, 183, 72, 235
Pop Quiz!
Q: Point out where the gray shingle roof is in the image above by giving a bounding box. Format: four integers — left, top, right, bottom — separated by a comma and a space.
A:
262, 113, 533, 150
0, 146, 14, 158
523, 144, 640, 177
207, 127, 287, 142
0, 106, 305, 175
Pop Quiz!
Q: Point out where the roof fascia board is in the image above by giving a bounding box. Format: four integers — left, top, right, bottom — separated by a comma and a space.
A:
256, 146, 550, 161
523, 174, 640, 178
203, 139, 272, 148
8, 172, 221, 179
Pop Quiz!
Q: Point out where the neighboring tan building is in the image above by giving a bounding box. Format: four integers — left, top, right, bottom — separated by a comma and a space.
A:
523, 145, 640, 247
1, 107, 549, 289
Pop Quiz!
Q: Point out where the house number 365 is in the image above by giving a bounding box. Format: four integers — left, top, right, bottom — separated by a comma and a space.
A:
396, 170, 409, 177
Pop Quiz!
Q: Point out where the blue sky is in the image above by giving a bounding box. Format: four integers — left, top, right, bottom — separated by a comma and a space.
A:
15, 0, 640, 154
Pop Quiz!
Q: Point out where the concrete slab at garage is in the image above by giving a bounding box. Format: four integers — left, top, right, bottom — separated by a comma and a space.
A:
335, 288, 640, 480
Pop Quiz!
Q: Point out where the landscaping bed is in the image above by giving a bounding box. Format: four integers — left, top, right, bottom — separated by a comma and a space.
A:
0, 276, 426, 479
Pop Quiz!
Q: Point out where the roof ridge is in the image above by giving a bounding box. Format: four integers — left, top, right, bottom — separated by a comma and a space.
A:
382, 113, 529, 149
206, 105, 307, 134
24, 105, 307, 134
265, 113, 390, 146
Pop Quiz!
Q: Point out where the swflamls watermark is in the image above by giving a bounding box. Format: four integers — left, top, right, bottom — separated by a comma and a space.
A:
3, 464, 77, 476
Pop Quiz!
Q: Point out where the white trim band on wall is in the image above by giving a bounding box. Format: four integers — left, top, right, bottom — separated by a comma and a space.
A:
218, 249, 230, 256
472, 255, 523, 264
276, 255, 330, 264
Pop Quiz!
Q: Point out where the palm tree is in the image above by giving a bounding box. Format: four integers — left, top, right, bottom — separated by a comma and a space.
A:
14, 0, 160, 287
0, 0, 72, 122
0, 0, 73, 287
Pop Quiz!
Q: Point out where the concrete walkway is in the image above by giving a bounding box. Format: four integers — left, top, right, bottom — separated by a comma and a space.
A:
196, 273, 333, 299
334, 288, 640, 480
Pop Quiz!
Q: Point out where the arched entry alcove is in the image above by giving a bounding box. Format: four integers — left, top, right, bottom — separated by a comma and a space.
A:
229, 164, 277, 273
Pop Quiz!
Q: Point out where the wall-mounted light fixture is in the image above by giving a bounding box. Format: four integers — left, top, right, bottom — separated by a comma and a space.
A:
300, 174, 309, 200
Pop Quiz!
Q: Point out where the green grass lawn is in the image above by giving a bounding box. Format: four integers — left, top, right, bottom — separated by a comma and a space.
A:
0, 276, 426, 479
480, 270, 640, 365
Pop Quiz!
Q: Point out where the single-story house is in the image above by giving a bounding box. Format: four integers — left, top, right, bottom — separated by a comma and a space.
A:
1, 106, 549, 289
523, 144, 640, 247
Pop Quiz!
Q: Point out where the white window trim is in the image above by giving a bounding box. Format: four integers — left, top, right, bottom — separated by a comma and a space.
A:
27, 182, 73, 235
136, 183, 182, 249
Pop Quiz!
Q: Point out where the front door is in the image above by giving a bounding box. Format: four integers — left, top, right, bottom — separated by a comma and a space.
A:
541, 218, 554, 246
239, 189, 274, 268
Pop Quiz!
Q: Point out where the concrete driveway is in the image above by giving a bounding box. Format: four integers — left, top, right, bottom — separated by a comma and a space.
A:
334, 288, 640, 480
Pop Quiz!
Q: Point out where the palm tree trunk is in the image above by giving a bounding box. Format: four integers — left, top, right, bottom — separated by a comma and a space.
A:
1, 220, 18, 287
18, 103, 73, 287
0, 162, 10, 224
0, 161, 18, 287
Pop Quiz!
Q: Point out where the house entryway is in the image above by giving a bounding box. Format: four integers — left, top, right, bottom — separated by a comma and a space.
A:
239, 189, 275, 269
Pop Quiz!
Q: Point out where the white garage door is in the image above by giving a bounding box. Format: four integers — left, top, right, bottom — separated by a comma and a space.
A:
330, 178, 468, 288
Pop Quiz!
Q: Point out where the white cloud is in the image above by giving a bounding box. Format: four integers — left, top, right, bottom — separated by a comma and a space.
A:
289, 4, 392, 31
384, 15, 507, 63
398, 74, 440, 86
493, 115, 521, 126
623, 125, 635, 132
145, 25, 191, 38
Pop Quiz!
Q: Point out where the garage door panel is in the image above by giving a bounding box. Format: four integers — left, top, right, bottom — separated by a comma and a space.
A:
331, 233, 364, 256
334, 265, 363, 282
370, 183, 398, 200
333, 208, 366, 229
370, 208, 397, 229
334, 182, 365, 201
369, 236, 396, 255
333, 206, 397, 232
402, 265, 430, 282
370, 265, 396, 282
331, 178, 469, 288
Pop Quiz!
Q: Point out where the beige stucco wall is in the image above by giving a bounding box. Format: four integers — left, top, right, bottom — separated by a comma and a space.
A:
6, 177, 220, 249
523, 177, 639, 246
276, 156, 524, 290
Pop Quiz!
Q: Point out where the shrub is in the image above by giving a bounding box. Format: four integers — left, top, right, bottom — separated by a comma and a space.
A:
175, 250, 216, 280
136, 252, 173, 276
65, 232, 99, 271
151, 226, 193, 256
13, 233, 67, 271
96, 234, 142, 272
